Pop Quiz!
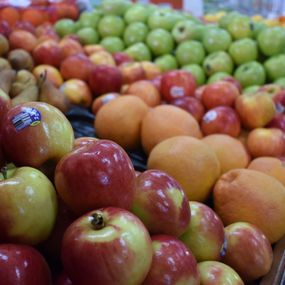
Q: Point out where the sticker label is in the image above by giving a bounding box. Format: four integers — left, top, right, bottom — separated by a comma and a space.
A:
170, 86, 185, 98
12, 107, 41, 131
203, 110, 217, 123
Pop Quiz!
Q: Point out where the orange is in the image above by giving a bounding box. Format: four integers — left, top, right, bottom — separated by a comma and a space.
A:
213, 168, 285, 243
202, 134, 250, 174
141, 105, 202, 155
147, 136, 221, 202
248, 157, 285, 187
95, 95, 149, 150
0, 7, 20, 27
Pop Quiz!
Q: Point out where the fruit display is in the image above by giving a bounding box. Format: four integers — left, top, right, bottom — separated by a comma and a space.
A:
0, 0, 285, 285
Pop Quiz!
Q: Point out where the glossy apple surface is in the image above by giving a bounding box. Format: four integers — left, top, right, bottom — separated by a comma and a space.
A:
73, 137, 99, 149
201, 106, 241, 137
61, 207, 153, 285
222, 222, 273, 282
119, 62, 146, 84
112, 51, 134, 66
0, 244, 52, 285
160, 70, 197, 102
132, 169, 190, 237
0, 165, 57, 245
54, 272, 73, 285
142, 235, 200, 285
1, 102, 74, 169
180, 201, 225, 262
55, 139, 136, 215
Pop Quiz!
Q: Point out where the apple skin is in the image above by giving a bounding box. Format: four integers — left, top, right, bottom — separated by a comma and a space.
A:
54, 272, 73, 285
201, 106, 241, 137
112, 52, 134, 66
198, 261, 244, 285
201, 81, 240, 109
119, 62, 146, 85
222, 222, 273, 282
160, 70, 197, 103
180, 202, 226, 262
88, 64, 123, 97
0, 166, 57, 245
61, 207, 153, 285
33, 64, 63, 87
142, 235, 200, 285
73, 136, 99, 149
0, 243, 52, 285
267, 113, 285, 132
222, 76, 242, 93
55, 139, 136, 215
1, 102, 74, 170
131, 169, 190, 237
59, 37, 84, 60
235, 92, 276, 129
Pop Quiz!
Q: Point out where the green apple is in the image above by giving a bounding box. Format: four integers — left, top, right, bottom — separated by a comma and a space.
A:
147, 9, 179, 31
154, 54, 178, 72
202, 27, 232, 53
234, 61, 266, 88
274, 77, 285, 88
218, 11, 241, 29
172, 20, 205, 43
54, 19, 77, 38
257, 27, 285, 56
227, 15, 254, 40
203, 51, 234, 77
78, 10, 101, 29
207, 72, 230, 83
76, 27, 99, 45
98, 0, 131, 16
264, 54, 285, 81
175, 40, 205, 66
228, 38, 258, 65
124, 4, 149, 24
146, 29, 174, 56
252, 21, 267, 39
0, 164, 57, 245
100, 37, 125, 53
125, 42, 151, 61
97, 15, 125, 38
243, 85, 261, 94
123, 22, 149, 47
182, 64, 206, 85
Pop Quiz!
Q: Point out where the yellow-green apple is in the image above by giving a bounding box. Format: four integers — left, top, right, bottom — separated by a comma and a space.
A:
60, 79, 93, 108
198, 261, 244, 285
180, 201, 225, 262
160, 70, 197, 103
33, 64, 63, 87
235, 92, 276, 129
201, 81, 240, 109
55, 139, 136, 215
1, 102, 74, 171
73, 137, 99, 149
131, 169, 190, 237
59, 37, 84, 59
170, 96, 205, 122
112, 52, 134, 66
88, 65, 123, 97
32, 40, 63, 68
54, 272, 72, 285
89, 50, 116, 66
222, 222, 273, 282
91, 92, 120, 115
119, 62, 146, 84
0, 243, 52, 285
60, 53, 93, 82
0, 165, 57, 245
61, 207, 153, 285
142, 235, 200, 285
201, 106, 241, 137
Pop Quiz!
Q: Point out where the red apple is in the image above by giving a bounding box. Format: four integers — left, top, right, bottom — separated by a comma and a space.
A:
61, 207, 153, 285
1, 102, 74, 170
35, 23, 56, 38
142, 235, 200, 285
198, 261, 244, 285
151, 74, 162, 93
222, 222, 273, 282
160, 70, 197, 103
170, 96, 205, 122
73, 137, 99, 149
91, 92, 120, 115
180, 201, 226, 262
222, 76, 242, 93
201, 106, 241, 137
235, 92, 276, 130
201, 81, 240, 109
267, 113, 285, 132
113, 51, 134, 66
32, 39, 63, 68
88, 64, 123, 97
54, 272, 73, 285
9, 30, 37, 52
131, 169, 190, 237
55, 139, 136, 215
60, 53, 93, 82
194, 85, 206, 101
119, 62, 146, 84
59, 37, 84, 59
0, 244, 52, 285
14, 20, 36, 34
0, 20, 12, 37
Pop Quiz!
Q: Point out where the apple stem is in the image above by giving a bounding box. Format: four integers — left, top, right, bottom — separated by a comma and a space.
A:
91, 212, 105, 230
1, 166, 7, 179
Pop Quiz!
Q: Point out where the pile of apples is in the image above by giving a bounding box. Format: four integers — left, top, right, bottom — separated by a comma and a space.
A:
53, 0, 285, 88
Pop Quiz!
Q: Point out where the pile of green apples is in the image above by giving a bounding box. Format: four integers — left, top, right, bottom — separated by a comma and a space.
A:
54, 0, 285, 89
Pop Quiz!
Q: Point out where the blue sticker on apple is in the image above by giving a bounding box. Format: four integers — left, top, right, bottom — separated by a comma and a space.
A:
12, 107, 41, 131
